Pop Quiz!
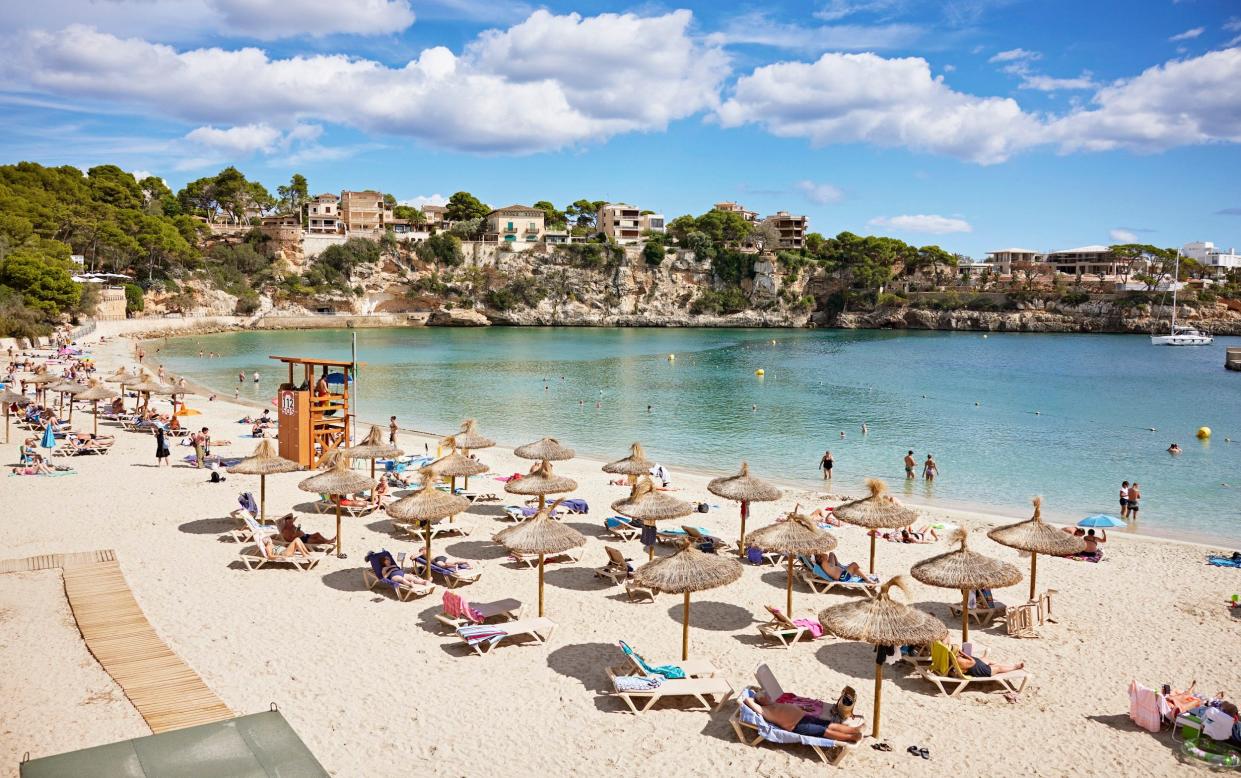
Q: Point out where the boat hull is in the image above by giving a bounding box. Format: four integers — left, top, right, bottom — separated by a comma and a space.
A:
1151, 334, 1213, 346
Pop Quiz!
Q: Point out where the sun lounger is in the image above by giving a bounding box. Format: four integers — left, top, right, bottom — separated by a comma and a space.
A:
502, 505, 530, 522
949, 588, 1008, 624
606, 664, 734, 714
456, 617, 555, 655
507, 546, 581, 568
414, 555, 482, 588
362, 550, 435, 601
730, 688, 856, 766
313, 494, 379, 518
238, 533, 325, 571
738, 541, 786, 566
595, 546, 632, 585
434, 590, 523, 631
656, 526, 712, 545
757, 606, 823, 648
682, 526, 726, 552
394, 517, 470, 540
619, 640, 717, 679
605, 515, 641, 541
914, 641, 1029, 697
796, 555, 879, 598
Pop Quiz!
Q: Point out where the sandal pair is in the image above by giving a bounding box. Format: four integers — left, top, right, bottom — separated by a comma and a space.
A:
907, 745, 930, 759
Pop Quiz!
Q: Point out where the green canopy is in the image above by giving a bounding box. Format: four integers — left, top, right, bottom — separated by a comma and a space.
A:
20, 711, 328, 778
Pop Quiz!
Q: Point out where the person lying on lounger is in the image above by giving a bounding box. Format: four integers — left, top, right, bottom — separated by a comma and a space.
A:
954, 649, 1024, 678
428, 554, 472, 571
370, 551, 431, 588
808, 507, 842, 526
814, 552, 876, 582
748, 693, 863, 742
276, 514, 334, 547
259, 534, 316, 560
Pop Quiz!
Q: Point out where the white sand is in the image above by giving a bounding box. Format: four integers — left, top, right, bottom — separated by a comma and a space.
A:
2, 332, 1240, 776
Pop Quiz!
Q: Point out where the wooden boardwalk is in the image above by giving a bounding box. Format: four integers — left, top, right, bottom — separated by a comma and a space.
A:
1, 550, 234, 734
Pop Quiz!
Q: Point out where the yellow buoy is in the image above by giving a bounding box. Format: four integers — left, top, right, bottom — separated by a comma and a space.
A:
1197, 426, 1211, 440
755, 369, 765, 377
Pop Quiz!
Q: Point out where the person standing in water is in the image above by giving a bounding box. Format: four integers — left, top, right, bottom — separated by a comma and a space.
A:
252, 371, 260, 384
820, 450, 834, 480
388, 416, 398, 446
1119, 480, 1130, 519
923, 454, 939, 482
904, 450, 916, 480
1127, 482, 1141, 520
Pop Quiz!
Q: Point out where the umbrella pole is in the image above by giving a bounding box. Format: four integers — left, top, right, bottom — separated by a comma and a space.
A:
962, 589, 970, 643
873, 663, 884, 738
5, 404, 9, 444
463, 449, 470, 491
682, 592, 691, 661
538, 553, 545, 617
334, 496, 342, 557
539, 494, 545, 511
1029, 553, 1038, 602
647, 525, 655, 561
259, 475, 266, 523
738, 501, 748, 556
370, 458, 375, 479
786, 555, 795, 616
92, 400, 98, 437
424, 522, 433, 580
868, 533, 877, 575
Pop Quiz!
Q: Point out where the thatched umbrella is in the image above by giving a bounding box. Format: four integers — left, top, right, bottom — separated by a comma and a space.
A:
602, 442, 654, 484
1, 387, 31, 444
101, 368, 136, 411
227, 438, 303, 522
504, 459, 577, 511
988, 497, 1085, 602
834, 478, 919, 574
386, 468, 470, 579
430, 443, 489, 503
911, 528, 1022, 641
633, 541, 743, 660
26, 371, 60, 407
514, 436, 575, 462
441, 419, 494, 489
129, 374, 173, 411
494, 498, 586, 617
745, 508, 837, 616
820, 577, 948, 738
343, 424, 404, 479
297, 453, 375, 557
47, 380, 87, 422
611, 476, 694, 560
75, 381, 118, 437
708, 461, 782, 555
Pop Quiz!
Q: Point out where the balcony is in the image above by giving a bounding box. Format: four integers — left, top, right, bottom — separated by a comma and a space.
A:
503, 226, 518, 234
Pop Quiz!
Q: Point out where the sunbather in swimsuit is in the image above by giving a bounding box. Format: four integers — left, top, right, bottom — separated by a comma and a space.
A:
750, 694, 863, 742
956, 650, 1023, 678
277, 514, 334, 546
815, 552, 875, 583
431, 555, 472, 571
260, 535, 315, 559
372, 552, 431, 587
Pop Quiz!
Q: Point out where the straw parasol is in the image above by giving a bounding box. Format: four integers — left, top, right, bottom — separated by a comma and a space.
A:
504, 459, 577, 510
430, 442, 489, 500
227, 438, 303, 522
514, 436, 575, 462
988, 497, 1085, 602
386, 468, 470, 579
441, 419, 495, 489
820, 577, 948, 738
834, 478, 919, 574
75, 381, 118, 437
708, 461, 782, 555
633, 541, 743, 660
25, 371, 60, 406
129, 374, 173, 410
611, 476, 694, 560
494, 498, 586, 617
602, 442, 654, 482
343, 424, 404, 478
47, 380, 86, 421
745, 507, 837, 616
1, 386, 31, 444
102, 367, 134, 385
297, 452, 375, 557
911, 528, 1022, 641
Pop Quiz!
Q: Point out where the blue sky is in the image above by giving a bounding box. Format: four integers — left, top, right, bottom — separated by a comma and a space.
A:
2, 0, 1240, 256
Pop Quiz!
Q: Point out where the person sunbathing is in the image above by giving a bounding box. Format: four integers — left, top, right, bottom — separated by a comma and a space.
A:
748, 693, 863, 742
368, 478, 392, 505
809, 507, 841, 526
815, 552, 876, 582
276, 514, 335, 547
12, 460, 55, 476
954, 649, 1024, 678
258, 534, 316, 560
368, 551, 431, 588
426, 554, 472, 571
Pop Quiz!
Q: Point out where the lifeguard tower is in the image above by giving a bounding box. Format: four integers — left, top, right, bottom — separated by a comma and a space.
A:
270, 355, 361, 469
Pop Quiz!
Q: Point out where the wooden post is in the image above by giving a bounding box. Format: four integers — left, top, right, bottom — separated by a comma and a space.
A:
260, 474, 267, 523
334, 496, 343, 557
961, 589, 970, 643
424, 522, 433, 580
539, 494, 546, 511
873, 662, 884, 738
786, 554, 795, 616
738, 501, 748, 556
868, 533, 877, 574
648, 527, 656, 561
4, 404, 8, 444
92, 400, 98, 437
681, 592, 691, 661
1029, 553, 1038, 602
538, 553, 546, 617
462, 449, 471, 491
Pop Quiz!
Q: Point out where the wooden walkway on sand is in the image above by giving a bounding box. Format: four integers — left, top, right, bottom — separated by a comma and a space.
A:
0, 549, 234, 734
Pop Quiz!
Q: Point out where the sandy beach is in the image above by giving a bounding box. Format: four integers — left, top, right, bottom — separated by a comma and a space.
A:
3, 331, 1240, 777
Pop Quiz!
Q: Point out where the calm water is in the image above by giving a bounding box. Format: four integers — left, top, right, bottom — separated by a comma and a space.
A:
153, 327, 1241, 545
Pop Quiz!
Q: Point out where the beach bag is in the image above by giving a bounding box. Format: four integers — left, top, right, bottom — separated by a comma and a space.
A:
208, 471, 226, 483
747, 547, 764, 565
697, 502, 709, 513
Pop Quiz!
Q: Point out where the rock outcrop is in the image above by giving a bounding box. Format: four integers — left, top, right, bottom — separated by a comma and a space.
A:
427, 308, 491, 327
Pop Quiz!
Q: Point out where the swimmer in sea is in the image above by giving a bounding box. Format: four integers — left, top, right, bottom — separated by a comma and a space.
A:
1167, 443, 1182, 455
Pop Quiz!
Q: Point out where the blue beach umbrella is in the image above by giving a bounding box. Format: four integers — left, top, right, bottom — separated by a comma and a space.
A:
1078, 514, 1125, 528
40, 423, 56, 450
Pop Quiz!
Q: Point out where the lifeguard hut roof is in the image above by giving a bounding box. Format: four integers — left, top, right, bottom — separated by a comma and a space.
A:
268, 356, 366, 368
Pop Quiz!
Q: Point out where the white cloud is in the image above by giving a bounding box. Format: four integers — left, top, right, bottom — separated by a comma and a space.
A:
1019, 73, 1097, 91
718, 52, 1041, 164
1109, 228, 1137, 242
813, 0, 904, 21
706, 12, 923, 52
796, 180, 844, 204
989, 48, 1040, 63
11, 11, 725, 154
869, 214, 973, 234
1225, 18, 1241, 32
1169, 27, 1204, 42
185, 123, 284, 154
399, 194, 450, 208
129, 169, 157, 182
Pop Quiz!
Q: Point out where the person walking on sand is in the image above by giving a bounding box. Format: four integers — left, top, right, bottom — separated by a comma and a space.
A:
1119, 480, 1130, 519
923, 454, 938, 482
191, 427, 209, 468
154, 426, 170, 467
904, 450, 916, 480
820, 450, 834, 480
389, 416, 398, 446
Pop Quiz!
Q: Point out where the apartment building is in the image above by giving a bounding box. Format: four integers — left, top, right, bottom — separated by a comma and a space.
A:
421, 204, 447, 228
984, 248, 1041, 276
1183, 240, 1241, 278
339, 190, 393, 236
1045, 245, 1133, 279
484, 205, 545, 249
713, 201, 759, 222
761, 211, 808, 250
595, 203, 664, 244
306, 193, 341, 234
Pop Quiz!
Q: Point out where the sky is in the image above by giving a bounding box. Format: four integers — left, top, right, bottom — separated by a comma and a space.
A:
2, 0, 1241, 257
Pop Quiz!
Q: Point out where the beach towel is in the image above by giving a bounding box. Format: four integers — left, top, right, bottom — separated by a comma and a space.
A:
738, 689, 842, 749
774, 693, 826, 718
239, 492, 258, 517
614, 675, 663, 692
618, 641, 685, 679
1128, 681, 1162, 733
1207, 555, 1241, 568
442, 591, 485, 623
792, 618, 826, 638
930, 641, 952, 677
457, 624, 507, 648
561, 498, 588, 514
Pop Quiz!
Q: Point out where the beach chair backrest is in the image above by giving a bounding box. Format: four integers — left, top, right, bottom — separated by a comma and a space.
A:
930, 641, 952, 677
754, 663, 784, 700
683, 526, 703, 539
245, 517, 274, 559
764, 606, 799, 629
605, 546, 628, 567
239, 492, 258, 516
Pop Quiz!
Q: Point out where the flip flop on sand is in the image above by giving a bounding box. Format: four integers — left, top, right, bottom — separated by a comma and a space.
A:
871, 742, 892, 752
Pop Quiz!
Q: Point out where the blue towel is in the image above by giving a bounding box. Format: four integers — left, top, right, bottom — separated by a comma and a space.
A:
561, 498, 588, 513
619, 641, 685, 679
239, 492, 258, 516
1207, 555, 1241, 568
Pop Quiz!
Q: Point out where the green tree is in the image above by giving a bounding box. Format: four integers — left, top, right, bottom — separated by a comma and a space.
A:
392, 205, 426, 225
533, 200, 566, 229
124, 283, 145, 314
416, 233, 463, 266
642, 238, 665, 266
444, 191, 490, 222
566, 199, 605, 229
276, 173, 309, 221
0, 245, 80, 315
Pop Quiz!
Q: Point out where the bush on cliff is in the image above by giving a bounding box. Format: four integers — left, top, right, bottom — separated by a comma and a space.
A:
691, 286, 749, 315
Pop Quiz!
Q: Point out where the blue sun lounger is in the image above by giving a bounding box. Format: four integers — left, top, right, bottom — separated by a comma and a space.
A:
796, 555, 879, 598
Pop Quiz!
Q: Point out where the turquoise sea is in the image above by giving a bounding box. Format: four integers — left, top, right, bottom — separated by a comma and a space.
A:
152, 327, 1241, 546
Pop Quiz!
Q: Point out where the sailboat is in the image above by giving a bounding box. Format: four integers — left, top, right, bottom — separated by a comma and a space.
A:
1151, 251, 1212, 346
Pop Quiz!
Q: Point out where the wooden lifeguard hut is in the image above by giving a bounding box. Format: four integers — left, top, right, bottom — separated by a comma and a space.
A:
270, 355, 362, 469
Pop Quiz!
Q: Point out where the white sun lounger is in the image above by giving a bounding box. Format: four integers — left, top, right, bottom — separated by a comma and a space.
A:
456, 617, 556, 656
606, 665, 735, 714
